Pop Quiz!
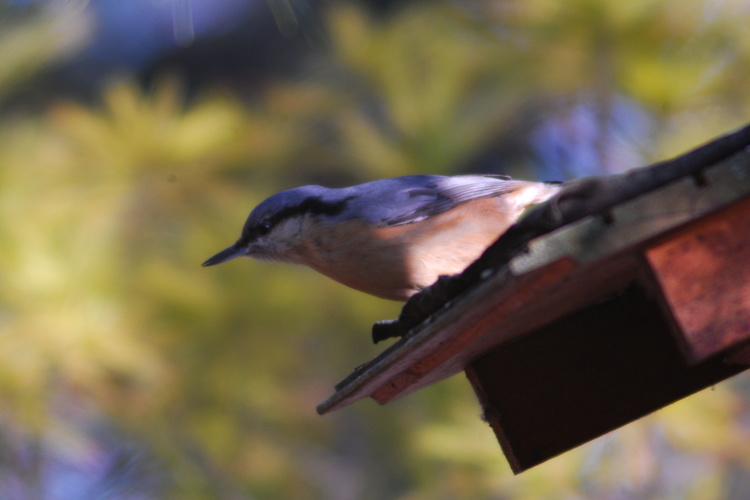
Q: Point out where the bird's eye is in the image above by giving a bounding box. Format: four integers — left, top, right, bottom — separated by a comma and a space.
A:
257, 220, 273, 235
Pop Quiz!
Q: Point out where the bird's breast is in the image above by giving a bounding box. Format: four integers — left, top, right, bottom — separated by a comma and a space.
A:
297, 198, 522, 300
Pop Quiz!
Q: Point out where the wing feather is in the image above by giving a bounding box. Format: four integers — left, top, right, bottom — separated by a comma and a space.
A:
349, 175, 555, 227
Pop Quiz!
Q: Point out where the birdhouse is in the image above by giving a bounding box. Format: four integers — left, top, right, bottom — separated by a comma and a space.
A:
317, 125, 750, 473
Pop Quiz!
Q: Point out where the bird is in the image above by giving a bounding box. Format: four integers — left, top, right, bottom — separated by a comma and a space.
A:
202, 175, 562, 301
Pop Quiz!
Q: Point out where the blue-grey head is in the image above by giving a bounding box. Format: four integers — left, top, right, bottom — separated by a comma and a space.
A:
202, 185, 354, 267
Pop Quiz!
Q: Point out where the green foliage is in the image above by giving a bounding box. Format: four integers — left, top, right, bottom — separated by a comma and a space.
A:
327, 4, 526, 176
2, 0, 750, 498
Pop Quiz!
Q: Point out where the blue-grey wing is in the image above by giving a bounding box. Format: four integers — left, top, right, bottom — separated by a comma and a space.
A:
349, 175, 534, 227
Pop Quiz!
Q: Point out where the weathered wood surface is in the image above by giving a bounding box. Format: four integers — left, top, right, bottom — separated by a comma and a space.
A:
646, 196, 750, 362
466, 284, 746, 474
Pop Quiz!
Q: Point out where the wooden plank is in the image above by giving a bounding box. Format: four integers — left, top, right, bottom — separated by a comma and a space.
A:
370, 258, 576, 404
466, 284, 747, 474
645, 196, 750, 362
511, 155, 750, 276
317, 253, 639, 414
317, 258, 580, 414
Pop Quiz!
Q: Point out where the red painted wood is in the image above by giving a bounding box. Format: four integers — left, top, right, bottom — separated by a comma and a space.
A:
370, 258, 577, 404
466, 284, 747, 473
646, 196, 750, 362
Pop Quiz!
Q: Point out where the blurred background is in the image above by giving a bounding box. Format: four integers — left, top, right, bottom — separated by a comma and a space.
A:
1, 0, 750, 498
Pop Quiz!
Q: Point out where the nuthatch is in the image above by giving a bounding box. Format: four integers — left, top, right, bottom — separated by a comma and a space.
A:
202, 175, 561, 301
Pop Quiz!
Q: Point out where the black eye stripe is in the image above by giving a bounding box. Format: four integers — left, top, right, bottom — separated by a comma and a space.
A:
239, 196, 353, 244
268, 196, 353, 226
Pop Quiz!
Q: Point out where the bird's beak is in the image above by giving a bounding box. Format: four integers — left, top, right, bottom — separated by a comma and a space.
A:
202, 243, 246, 267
